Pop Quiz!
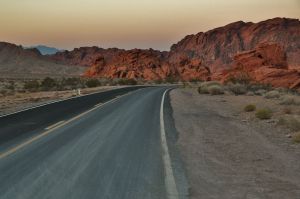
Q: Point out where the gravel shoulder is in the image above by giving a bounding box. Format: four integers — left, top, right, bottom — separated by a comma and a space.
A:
170, 88, 300, 199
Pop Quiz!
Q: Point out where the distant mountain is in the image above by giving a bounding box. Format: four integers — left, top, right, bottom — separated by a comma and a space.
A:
0, 42, 84, 78
27, 45, 62, 55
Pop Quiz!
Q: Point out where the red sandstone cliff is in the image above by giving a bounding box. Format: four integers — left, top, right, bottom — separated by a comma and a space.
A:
48, 17, 300, 88
222, 43, 300, 88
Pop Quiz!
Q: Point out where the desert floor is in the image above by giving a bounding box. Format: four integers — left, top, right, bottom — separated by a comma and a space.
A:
170, 88, 300, 199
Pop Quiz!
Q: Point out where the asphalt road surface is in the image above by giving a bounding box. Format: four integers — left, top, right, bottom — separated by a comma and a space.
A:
0, 86, 181, 199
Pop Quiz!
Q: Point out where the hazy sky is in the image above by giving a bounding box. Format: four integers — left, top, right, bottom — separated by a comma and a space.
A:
0, 0, 299, 50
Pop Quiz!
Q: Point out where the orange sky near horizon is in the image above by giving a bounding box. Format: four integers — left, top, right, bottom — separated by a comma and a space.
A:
0, 0, 299, 50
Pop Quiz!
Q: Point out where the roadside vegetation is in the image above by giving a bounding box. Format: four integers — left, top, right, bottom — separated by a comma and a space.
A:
244, 104, 256, 112
255, 109, 273, 120
193, 75, 300, 143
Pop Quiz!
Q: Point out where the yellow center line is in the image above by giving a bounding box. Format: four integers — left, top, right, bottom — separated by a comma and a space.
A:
45, 121, 65, 130
0, 91, 136, 159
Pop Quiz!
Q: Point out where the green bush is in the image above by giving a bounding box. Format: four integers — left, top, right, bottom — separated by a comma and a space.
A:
41, 77, 57, 90
265, 90, 281, 99
85, 79, 100, 88
244, 104, 256, 112
255, 109, 272, 120
208, 85, 224, 95
117, 78, 137, 85
227, 83, 247, 95
24, 80, 40, 91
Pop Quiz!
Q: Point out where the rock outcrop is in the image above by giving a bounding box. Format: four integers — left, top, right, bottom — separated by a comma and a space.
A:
48, 18, 300, 88
85, 49, 174, 80
222, 43, 300, 88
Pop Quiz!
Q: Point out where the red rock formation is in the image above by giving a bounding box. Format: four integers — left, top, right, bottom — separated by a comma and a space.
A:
85, 49, 175, 80
222, 43, 300, 88
169, 17, 300, 75
48, 18, 300, 88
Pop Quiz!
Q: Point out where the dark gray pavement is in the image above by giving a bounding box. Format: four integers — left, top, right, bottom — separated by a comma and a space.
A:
0, 87, 173, 199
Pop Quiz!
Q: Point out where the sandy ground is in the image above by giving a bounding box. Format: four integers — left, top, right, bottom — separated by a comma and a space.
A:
0, 86, 122, 116
170, 88, 300, 199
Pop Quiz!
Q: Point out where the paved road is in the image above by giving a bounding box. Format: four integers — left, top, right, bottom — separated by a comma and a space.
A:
0, 86, 178, 199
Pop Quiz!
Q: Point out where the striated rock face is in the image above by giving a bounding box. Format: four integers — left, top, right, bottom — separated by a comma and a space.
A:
222, 43, 300, 88
169, 17, 300, 75
49, 47, 124, 67
48, 17, 300, 88
85, 49, 174, 80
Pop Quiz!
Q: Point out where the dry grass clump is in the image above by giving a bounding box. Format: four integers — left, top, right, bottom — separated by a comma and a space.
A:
227, 83, 247, 95
279, 95, 300, 106
255, 108, 272, 120
265, 90, 281, 99
207, 85, 224, 95
198, 81, 221, 94
278, 115, 300, 131
292, 132, 300, 143
244, 104, 256, 112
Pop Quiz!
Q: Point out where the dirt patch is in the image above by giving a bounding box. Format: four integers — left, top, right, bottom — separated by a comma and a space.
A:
0, 86, 122, 116
170, 88, 300, 199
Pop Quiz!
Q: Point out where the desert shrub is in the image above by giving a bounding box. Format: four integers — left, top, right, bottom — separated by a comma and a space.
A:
292, 132, 300, 143
189, 78, 201, 83
249, 83, 273, 92
198, 81, 221, 94
265, 90, 281, 99
282, 107, 292, 114
244, 104, 256, 112
154, 79, 163, 84
254, 89, 267, 96
227, 83, 247, 95
208, 85, 224, 95
225, 72, 252, 85
255, 109, 272, 120
41, 77, 57, 90
279, 95, 300, 105
60, 77, 81, 89
5, 81, 15, 91
0, 89, 7, 96
278, 115, 300, 131
85, 79, 100, 88
117, 78, 137, 85
165, 76, 179, 84
246, 91, 255, 96
24, 80, 40, 91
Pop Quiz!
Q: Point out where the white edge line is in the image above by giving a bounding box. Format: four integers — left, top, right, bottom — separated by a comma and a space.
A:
160, 89, 179, 199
